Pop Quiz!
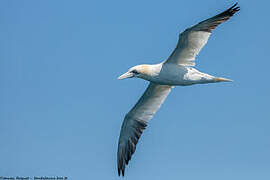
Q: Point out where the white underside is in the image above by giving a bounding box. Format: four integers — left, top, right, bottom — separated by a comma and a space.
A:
140, 63, 216, 86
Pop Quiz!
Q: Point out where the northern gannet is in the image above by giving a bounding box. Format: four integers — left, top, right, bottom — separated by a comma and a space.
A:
117, 3, 240, 176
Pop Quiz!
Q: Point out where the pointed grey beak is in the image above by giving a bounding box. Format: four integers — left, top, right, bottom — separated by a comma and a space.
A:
118, 72, 134, 80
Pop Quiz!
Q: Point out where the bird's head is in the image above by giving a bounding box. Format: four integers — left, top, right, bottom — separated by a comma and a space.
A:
118, 65, 151, 80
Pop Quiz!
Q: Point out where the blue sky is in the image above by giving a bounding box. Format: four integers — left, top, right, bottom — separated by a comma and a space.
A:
1, 0, 269, 179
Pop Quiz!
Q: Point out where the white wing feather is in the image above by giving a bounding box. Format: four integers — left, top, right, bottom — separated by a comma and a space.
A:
165, 3, 240, 66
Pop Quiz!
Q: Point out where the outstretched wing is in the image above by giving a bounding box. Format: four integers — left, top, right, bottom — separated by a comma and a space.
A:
117, 83, 172, 176
165, 3, 240, 66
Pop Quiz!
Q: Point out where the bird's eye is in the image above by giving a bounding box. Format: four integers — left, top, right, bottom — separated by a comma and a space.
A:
131, 70, 139, 74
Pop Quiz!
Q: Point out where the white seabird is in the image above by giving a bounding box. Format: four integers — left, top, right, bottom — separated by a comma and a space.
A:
117, 3, 240, 176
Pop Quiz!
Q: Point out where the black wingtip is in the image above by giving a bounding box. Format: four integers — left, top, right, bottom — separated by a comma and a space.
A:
229, 2, 240, 15
216, 2, 240, 20
232, 2, 238, 8
117, 118, 147, 177
118, 168, 125, 177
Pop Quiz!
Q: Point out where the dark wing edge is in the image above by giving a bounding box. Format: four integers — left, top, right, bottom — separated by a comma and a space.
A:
117, 116, 147, 176
192, 2, 240, 32
117, 83, 172, 176
165, 3, 240, 66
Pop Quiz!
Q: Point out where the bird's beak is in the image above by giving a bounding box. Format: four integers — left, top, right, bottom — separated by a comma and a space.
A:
118, 72, 134, 80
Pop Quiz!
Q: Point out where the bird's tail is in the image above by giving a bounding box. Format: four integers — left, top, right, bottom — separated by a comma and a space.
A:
214, 77, 233, 82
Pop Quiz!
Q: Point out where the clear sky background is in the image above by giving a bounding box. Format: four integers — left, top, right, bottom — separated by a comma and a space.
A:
1, 0, 269, 179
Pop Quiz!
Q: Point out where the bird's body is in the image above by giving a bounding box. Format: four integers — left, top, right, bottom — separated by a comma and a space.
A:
125, 63, 231, 86
116, 3, 240, 176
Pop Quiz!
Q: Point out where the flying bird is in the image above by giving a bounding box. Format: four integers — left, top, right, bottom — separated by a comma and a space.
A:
117, 3, 240, 176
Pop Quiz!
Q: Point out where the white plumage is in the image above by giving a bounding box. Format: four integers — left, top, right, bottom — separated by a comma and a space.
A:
117, 3, 240, 176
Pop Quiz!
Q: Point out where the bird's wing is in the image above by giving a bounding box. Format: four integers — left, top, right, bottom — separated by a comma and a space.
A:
117, 83, 172, 176
165, 3, 240, 66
